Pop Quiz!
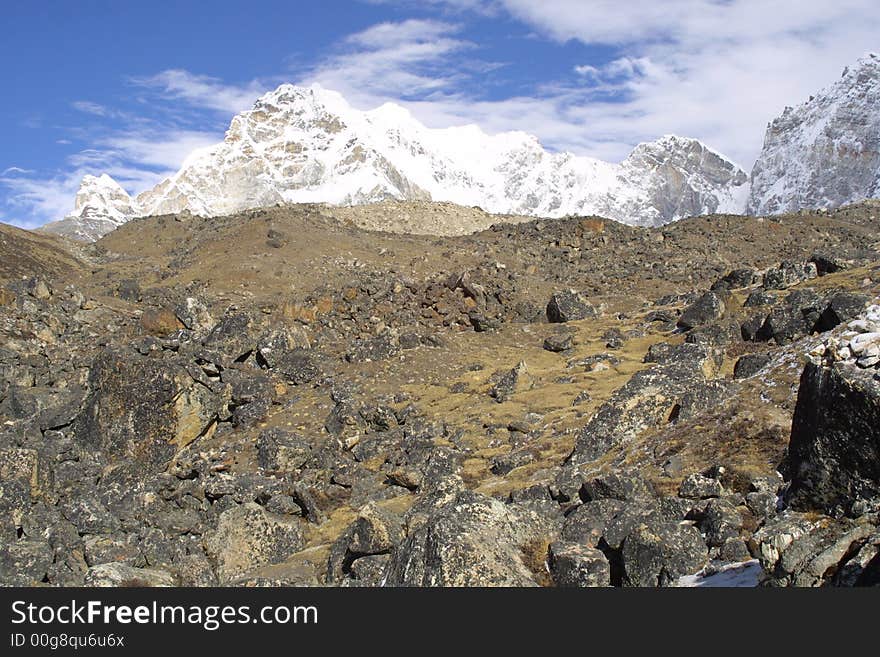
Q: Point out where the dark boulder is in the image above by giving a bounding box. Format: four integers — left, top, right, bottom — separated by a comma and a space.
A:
733, 353, 772, 379
814, 291, 870, 333
547, 290, 598, 323
620, 518, 707, 587
786, 361, 880, 515
73, 349, 228, 471
677, 291, 727, 330
543, 333, 573, 353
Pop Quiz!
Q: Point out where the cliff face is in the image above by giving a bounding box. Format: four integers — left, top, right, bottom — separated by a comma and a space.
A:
748, 54, 880, 215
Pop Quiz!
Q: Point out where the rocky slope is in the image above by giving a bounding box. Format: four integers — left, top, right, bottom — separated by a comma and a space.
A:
748, 53, 880, 215
3, 200, 880, 587
44, 85, 748, 240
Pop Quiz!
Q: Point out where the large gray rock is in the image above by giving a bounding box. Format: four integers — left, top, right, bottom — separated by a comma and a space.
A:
620, 518, 708, 587
750, 511, 878, 587
74, 348, 229, 471
548, 541, 611, 587
384, 491, 557, 587
786, 361, 880, 514
203, 502, 305, 583
677, 291, 727, 330
563, 342, 726, 477
84, 563, 176, 587
546, 290, 597, 323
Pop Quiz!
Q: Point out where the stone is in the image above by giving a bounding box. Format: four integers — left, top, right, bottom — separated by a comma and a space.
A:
175, 297, 214, 332
0, 541, 54, 586
489, 361, 532, 403
814, 291, 869, 332
384, 491, 556, 587
74, 348, 227, 471
699, 498, 744, 547
84, 563, 176, 587
677, 291, 727, 330
786, 361, 880, 514
543, 333, 573, 352
713, 268, 760, 290
489, 449, 536, 475
547, 290, 598, 323
679, 473, 724, 499
733, 353, 772, 379
140, 308, 183, 336
763, 261, 812, 290
580, 472, 656, 503
620, 519, 708, 587
203, 502, 305, 583
256, 428, 312, 472
564, 343, 726, 472
548, 541, 611, 587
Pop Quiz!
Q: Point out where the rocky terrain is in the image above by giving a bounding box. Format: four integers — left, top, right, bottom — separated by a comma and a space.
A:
2, 199, 880, 587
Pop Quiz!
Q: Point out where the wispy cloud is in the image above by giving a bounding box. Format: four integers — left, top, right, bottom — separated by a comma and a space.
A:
301, 19, 479, 104
0, 171, 84, 229
72, 100, 110, 116
486, 0, 880, 165
131, 69, 270, 114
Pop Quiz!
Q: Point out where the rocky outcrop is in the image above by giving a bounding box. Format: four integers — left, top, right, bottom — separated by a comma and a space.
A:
748, 54, 880, 215
385, 488, 559, 587
786, 360, 880, 515
73, 348, 230, 471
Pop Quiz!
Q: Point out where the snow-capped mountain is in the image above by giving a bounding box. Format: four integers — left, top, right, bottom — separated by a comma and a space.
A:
41, 174, 137, 242
45, 85, 748, 240
748, 53, 880, 215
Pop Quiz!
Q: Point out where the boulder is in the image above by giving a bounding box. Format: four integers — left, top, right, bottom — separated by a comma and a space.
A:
547, 290, 597, 323
786, 361, 880, 515
564, 343, 726, 474
84, 563, 175, 587
733, 353, 772, 379
73, 348, 228, 471
677, 291, 727, 330
548, 541, 611, 587
203, 502, 305, 583
678, 473, 724, 499
814, 291, 870, 333
385, 491, 557, 586
620, 519, 708, 587
256, 428, 312, 473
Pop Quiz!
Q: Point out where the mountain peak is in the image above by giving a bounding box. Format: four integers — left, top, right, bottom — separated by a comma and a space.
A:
47, 86, 751, 240
748, 57, 880, 215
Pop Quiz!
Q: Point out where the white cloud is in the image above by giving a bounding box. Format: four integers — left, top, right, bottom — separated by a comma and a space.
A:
491, 0, 880, 165
301, 19, 477, 104
72, 100, 110, 116
131, 69, 270, 114
0, 170, 84, 228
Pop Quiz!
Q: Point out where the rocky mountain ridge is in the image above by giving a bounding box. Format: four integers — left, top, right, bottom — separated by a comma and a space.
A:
44, 87, 749, 241
747, 53, 880, 215
43, 54, 880, 242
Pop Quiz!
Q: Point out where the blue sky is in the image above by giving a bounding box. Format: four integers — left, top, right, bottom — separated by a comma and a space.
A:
2, 0, 878, 228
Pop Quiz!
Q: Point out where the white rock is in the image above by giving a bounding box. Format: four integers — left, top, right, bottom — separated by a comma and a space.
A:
849, 332, 880, 355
